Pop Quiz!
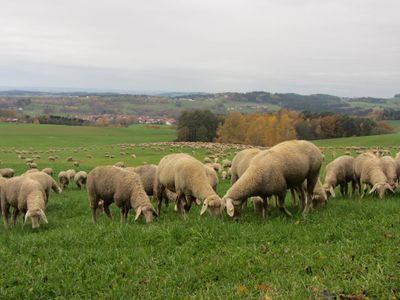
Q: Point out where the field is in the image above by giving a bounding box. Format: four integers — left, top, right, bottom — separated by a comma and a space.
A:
0, 123, 399, 299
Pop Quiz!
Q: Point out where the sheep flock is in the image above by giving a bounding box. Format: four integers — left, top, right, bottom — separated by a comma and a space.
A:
1, 139, 399, 230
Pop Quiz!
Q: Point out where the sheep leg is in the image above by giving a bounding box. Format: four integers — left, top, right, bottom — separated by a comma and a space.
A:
361, 184, 369, 198
156, 185, 165, 216
351, 180, 357, 197
120, 206, 128, 223
304, 175, 318, 215
339, 184, 345, 197
344, 183, 349, 197
12, 208, 19, 226
277, 194, 292, 217
290, 189, 297, 207
104, 204, 113, 220
298, 187, 307, 211
176, 194, 187, 218
261, 197, 269, 219
2, 202, 10, 228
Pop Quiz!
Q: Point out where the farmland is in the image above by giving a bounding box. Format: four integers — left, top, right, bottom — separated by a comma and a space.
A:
0, 123, 399, 299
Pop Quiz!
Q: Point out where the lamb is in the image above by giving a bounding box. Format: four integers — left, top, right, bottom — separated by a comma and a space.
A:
24, 171, 62, 204
154, 153, 223, 216
379, 156, 398, 189
58, 171, 70, 190
294, 178, 327, 209
1, 176, 48, 229
0, 168, 15, 178
322, 155, 356, 198
74, 171, 88, 189
223, 140, 323, 219
66, 169, 76, 180
353, 152, 393, 198
42, 168, 53, 176
126, 165, 157, 196
87, 166, 157, 223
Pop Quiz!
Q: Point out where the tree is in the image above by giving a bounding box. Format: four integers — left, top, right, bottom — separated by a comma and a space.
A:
176, 110, 219, 142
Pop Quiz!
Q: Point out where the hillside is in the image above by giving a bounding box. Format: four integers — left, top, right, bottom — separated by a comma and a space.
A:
1, 90, 399, 118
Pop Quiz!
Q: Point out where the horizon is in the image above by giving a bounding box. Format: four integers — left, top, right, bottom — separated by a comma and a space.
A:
1, 1, 399, 98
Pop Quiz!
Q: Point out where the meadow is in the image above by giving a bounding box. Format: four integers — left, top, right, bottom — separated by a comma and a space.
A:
0, 123, 399, 299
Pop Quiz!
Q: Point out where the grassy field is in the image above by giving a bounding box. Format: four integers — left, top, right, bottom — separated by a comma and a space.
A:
0, 123, 399, 299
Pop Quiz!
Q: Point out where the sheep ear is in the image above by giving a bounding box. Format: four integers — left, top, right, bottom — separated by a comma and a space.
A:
39, 209, 48, 224
195, 198, 202, 205
135, 207, 142, 221
329, 186, 336, 197
369, 183, 379, 194
200, 200, 208, 216
226, 198, 235, 217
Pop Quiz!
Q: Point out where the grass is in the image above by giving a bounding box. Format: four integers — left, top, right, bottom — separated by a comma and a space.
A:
0, 123, 399, 299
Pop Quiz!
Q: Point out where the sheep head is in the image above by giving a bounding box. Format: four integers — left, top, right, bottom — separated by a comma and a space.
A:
200, 195, 222, 216
24, 208, 48, 229
369, 182, 394, 198
224, 197, 243, 219
135, 205, 158, 223
323, 184, 335, 198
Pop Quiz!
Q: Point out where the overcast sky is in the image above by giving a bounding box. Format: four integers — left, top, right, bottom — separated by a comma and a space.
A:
0, 0, 399, 97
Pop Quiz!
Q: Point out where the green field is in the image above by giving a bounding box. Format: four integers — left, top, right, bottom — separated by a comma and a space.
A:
0, 123, 399, 299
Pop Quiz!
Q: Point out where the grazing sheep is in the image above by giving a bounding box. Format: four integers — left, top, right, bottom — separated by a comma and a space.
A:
74, 171, 88, 189
322, 155, 356, 198
0, 168, 15, 178
66, 157, 73, 162
58, 171, 70, 190
114, 162, 125, 168
221, 170, 228, 180
87, 166, 157, 223
204, 157, 212, 163
224, 140, 323, 219
126, 165, 157, 196
66, 169, 76, 180
23, 171, 62, 205
353, 152, 393, 198
48, 156, 56, 162
395, 152, 400, 178
1, 176, 48, 229
379, 156, 398, 189
222, 159, 232, 168
73, 161, 80, 167
42, 168, 53, 176
154, 153, 223, 216
230, 148, 262, 185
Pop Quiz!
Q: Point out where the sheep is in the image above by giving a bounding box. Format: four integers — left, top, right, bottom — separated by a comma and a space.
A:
395, 152, 400, 178
294, 178, 327, 209
23, 169, 40, 175
353, 152, 393, 198
1, 176, 48, 229
322, 155, 356, 198
74, 171, 88, 189
23, 171, 62, 204
48, 156, 56, 162
73, 161, 80, 167
379, 156, 398, 189
66, 169, 76, 180
222, 159, 232, 168
58, 171, 70, 190
221, 170, 228, 180
87, 166, 157, 223
223, 140, 323, 219
230, 148, 262, 185
42, 168, 53, 176
126, 165, 157, 196
114, 162, 125, 168
154, 153, 223, 216
204, 157, 212, 163
0, 168, 15, 178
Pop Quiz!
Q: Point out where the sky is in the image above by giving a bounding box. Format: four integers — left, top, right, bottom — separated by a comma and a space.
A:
0, 0, 399, 97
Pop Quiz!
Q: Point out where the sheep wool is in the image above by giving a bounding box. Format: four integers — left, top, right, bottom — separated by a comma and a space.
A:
87, 166, 157, 223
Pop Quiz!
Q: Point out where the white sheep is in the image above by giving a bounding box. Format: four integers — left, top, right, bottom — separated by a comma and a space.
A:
74, 171, 88, 189
322, 155, 356, 198
1, 176, 48, 229
24, 171, 62, 205
87, 166, 157, 223
353, 152, 393, 198
58, 171, 70, 190
66, 169, 76, 180
224, 140, 323, 219
0, 168, 15, 178
42, 168, 53, 176
154, 153, 223, 216
379, 156, 398, 189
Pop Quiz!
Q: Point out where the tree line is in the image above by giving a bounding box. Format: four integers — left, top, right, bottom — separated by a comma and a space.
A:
176, 109, 393, 146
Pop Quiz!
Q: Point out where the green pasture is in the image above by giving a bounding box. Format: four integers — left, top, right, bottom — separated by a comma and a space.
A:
0, 123, 399, 299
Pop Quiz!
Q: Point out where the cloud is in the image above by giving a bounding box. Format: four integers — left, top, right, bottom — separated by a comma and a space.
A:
0, 0, 399, 97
